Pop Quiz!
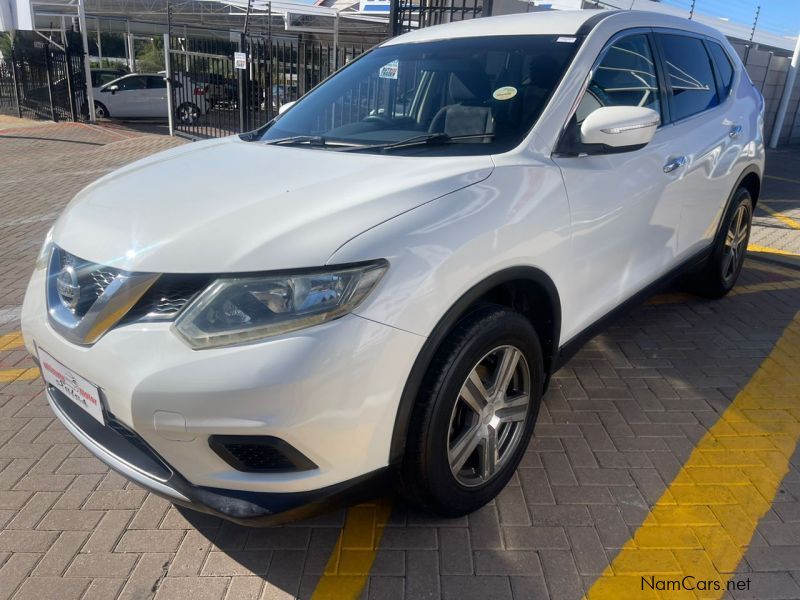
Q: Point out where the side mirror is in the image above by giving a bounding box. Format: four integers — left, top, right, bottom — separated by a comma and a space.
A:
107, 84, 119, 95
580, 106, 659, 153
278, 100, 296, 115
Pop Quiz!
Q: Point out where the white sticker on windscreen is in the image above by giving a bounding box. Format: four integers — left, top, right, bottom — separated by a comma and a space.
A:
556, 36, 577, 43
492, 86, 518, 101
379, 60, 399, 79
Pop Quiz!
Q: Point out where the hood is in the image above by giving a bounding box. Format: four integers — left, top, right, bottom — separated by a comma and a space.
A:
53, 137, 494, 273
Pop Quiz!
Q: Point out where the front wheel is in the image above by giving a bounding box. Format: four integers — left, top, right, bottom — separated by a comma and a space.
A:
401, 306, 543, 517
686, 187, 753, 298
93, 101, 109, 119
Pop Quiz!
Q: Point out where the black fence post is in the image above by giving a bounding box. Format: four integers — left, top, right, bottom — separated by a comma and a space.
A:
44, 43, 57, 122
238, 33, 246, 133
10, 45, 23, 119
64, 41, 78, 122
483, 0, 493, 17
389, 0, 399, 37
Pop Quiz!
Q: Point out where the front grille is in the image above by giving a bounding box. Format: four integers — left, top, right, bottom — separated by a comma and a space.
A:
209, 435, 318, 473
54, 247, 208, 329
59, 250, 123, 317
123, 275, 211, 323
89, 268, 118, 296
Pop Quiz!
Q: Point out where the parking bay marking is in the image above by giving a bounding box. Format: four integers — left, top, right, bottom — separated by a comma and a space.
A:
311, 497, 393, 600
0, 367, 39, 383
0, 332, 24, 351
586, 311, 800, 599
759, 203, 800, 231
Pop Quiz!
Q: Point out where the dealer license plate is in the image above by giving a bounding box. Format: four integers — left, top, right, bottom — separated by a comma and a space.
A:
38, 348, 104, 425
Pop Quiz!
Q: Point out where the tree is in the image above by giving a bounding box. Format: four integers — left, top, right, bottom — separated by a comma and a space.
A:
135, 37, 164, 72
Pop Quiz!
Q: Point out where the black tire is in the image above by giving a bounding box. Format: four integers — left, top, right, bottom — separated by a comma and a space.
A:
93, 101, 109, 119
177, 102, 200, 125
400, 305, 544, 517
685, 187, 753, 299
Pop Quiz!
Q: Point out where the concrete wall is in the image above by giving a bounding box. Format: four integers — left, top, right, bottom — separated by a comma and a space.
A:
730, 43, 800, 146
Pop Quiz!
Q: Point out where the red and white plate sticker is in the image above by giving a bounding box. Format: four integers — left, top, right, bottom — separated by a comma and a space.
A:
39, 348, 105, 425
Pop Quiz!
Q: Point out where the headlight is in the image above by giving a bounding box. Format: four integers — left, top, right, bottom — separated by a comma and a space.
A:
35, 227, 54, 271
174, 260, 388, 349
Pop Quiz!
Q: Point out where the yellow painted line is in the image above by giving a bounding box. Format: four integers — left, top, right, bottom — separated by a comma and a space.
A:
748, 243, 800, 257
586, 312, 800, 599
311, 497, 393, 600
765, 174, 800, 185
759, 203, 800, 231
0, 332, 24, 351
0, 367, 40, 383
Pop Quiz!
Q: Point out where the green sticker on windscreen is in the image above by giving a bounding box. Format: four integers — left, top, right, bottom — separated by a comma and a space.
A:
492, 86, 518, 101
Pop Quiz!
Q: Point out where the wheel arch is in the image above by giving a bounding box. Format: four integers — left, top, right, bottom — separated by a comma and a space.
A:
389, 266, 561, 465
738, 169, 761, 208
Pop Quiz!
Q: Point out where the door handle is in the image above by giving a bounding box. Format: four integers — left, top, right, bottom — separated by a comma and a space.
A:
729, 125, 743, 139
663, 156, 687, 173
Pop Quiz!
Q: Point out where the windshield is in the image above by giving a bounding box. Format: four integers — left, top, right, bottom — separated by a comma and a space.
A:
250, 35, 580, 154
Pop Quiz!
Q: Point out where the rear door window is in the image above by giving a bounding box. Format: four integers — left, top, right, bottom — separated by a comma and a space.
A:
116, 76, 147, 91
146, 76, 167, 89
658, 34, 719, 121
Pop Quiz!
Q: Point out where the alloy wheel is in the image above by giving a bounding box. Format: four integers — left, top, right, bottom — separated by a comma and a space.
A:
447, 345, 531, 487
178, 104, 199, 124
722, 203, 750, 284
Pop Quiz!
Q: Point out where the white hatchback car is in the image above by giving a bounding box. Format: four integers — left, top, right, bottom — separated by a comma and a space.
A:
23, 10, 764, 524
94, 72, 207, 124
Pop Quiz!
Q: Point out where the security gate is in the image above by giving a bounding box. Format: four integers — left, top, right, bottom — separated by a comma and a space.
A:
0, 31, 88, 122
168, 31, 367, 139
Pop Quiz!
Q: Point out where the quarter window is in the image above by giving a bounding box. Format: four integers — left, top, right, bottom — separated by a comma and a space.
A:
575, 34, 660, 123
707, 41, 735, 100
658, 34, 718, 120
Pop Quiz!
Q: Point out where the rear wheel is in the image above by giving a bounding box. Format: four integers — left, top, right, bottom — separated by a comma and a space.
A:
401, 306, 543, 517
177, 102, 200, 125
686, 187, 753, 298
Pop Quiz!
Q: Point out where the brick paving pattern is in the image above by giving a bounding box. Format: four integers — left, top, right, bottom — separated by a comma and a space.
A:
750, 148, 800, 257
1, 120, 799, 599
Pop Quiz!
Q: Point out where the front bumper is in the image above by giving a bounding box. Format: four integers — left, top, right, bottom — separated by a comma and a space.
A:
22, 265, 424, 505
47, 383, 389, 524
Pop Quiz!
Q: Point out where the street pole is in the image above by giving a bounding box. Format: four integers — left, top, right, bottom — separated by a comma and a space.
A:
769, 31, 800, 149
163, 33, 174, 137
77, 0, 96, 122
96, 18, 102, 65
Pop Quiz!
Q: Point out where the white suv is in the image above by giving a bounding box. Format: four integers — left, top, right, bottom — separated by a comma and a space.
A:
22, 10, 764, 523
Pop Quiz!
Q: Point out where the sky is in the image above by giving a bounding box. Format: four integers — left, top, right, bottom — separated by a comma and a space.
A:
662, 0, 800, 38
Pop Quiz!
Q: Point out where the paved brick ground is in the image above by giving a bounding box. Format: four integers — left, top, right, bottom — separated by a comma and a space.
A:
751, 148, 800, 256
1, 121, 799, 599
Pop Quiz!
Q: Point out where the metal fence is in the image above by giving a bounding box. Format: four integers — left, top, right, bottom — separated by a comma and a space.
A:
391, 0, 490, 36
168, 31, 367, 139
0, 31, 88, 122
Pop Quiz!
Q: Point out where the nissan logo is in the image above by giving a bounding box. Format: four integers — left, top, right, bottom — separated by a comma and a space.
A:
56, 265, 80, 311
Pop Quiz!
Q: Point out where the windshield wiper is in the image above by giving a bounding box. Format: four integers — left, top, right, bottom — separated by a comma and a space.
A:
338, 132, 495, 153
264, 135, 329, 147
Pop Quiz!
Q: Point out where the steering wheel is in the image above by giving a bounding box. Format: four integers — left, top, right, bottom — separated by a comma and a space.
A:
362, 115, 394, 127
